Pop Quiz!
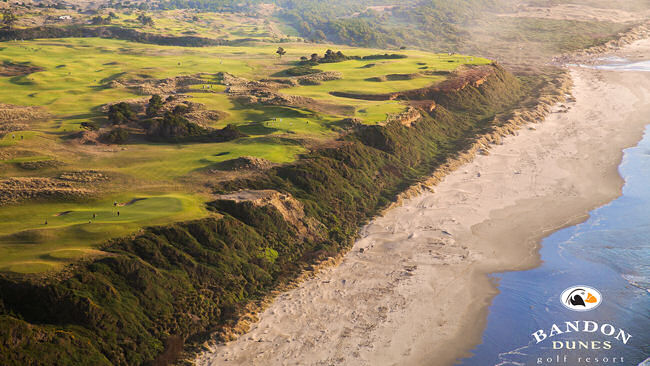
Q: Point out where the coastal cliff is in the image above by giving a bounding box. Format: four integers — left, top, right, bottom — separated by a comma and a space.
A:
0, 65, 562, 365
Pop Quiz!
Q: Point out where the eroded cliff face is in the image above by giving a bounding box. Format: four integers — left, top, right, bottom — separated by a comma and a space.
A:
214, 190, 326, 241
0, 64, 551, 366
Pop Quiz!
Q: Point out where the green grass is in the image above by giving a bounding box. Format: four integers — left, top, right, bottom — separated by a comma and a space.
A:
0, 131, 41, 147
96, 10, 282, 41
0, 193, 209, 273
0, 37, 486, 273
93, 138, 305, 181
282, 53, 491, 123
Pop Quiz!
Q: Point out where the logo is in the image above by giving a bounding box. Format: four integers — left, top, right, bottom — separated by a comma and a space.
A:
561, 285, 602, 311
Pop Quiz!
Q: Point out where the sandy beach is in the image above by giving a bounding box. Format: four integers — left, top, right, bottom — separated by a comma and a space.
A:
196, 39, 650, 366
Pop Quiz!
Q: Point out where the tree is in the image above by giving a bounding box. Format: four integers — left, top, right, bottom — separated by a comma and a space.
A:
107, 102, 135, 125
1, 9, 17, 29
147, 112, 203, 141
101, 128, 129, 144
146, 94, 163, 117
90, 15, 111, 25
137, 14, 154, 26
276, 47, 286, 58
172, 104, 189, 115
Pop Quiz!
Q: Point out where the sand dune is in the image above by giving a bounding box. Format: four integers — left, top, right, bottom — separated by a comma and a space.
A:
196, 39, 650, 366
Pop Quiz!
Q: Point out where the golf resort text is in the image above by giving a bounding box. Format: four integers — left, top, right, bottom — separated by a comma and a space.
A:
531, 321, 632, 365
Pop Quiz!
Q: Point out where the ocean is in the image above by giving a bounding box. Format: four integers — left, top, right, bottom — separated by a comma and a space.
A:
457, 124, 650, 364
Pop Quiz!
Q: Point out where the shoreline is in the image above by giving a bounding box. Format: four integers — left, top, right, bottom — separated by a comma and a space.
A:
195, 40, 650, 366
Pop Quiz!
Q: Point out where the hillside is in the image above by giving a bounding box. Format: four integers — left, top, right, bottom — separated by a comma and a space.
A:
0, 35, 497, 274
0, 61, 556, 366
0, 0, 637, 365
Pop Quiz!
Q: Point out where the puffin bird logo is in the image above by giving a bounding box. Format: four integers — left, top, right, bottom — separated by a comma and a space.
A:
561, 286, 602, 311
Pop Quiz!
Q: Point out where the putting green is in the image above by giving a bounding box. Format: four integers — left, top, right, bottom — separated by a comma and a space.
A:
0, 193, 209, 273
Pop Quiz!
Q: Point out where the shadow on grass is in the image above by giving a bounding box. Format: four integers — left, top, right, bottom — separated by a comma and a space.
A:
235, 121, 280, 136
9, 75, 36, 86
100, 72, 127, 84
229, 100, 314, 124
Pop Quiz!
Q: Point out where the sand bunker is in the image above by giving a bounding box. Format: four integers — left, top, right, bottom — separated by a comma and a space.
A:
0, 61, 43, 77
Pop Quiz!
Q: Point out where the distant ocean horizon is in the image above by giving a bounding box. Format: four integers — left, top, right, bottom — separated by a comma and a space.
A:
456, 123, 650, 365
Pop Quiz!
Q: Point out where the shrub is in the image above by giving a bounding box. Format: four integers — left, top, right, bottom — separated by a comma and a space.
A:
107, 102, 135, 125
101, 128, 129, 144
146, 94, 163, 117
281, 65, 321, 76
146, 113, 204, 141
361, 53, 408, 60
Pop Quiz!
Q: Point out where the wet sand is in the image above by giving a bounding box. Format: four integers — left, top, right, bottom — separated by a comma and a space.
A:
196, 39, 650, 366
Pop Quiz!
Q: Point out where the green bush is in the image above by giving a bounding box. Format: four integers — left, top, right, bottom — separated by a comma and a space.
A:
146, 94, 164, 117
100, 127, 129, 144
107, 102, 135, 125
281, 65, 321, 76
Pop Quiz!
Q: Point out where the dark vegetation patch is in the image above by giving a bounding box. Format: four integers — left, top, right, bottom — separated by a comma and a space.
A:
0, 26, 230, 47
275, 65, 322, 77
100, 127, 130, 144
145, 114, 246, 143
0, 61, 43, 77
297, 50, 408, 67
101, 96, 238, 144
13, 159, 64, 171
367, 73, 421, 82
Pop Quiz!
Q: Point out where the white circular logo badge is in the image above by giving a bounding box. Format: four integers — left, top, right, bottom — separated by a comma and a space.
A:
561, 286, 602, 312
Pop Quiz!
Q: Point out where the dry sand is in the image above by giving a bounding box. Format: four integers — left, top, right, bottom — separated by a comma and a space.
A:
196, 39, 650, 366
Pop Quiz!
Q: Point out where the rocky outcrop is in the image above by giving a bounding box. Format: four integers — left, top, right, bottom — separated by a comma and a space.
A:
210, 156, 276, 172
214, 190, 324, 240
384, 106, 422, 127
